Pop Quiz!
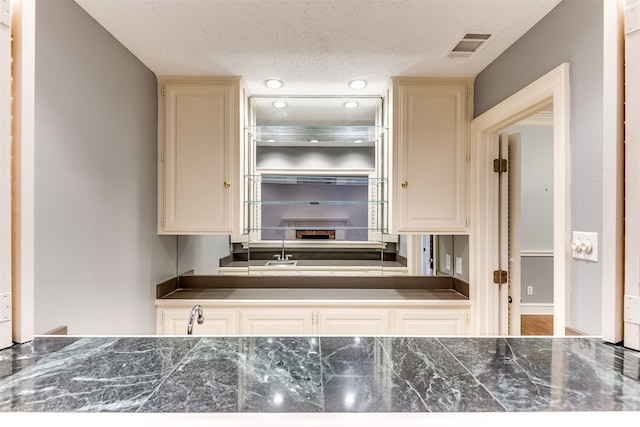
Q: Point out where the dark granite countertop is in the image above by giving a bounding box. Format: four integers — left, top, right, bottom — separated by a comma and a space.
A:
156, 275, 469, 301
1, 336, 640, 414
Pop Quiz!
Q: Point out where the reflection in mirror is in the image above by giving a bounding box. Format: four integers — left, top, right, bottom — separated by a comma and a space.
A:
256, 175, 371, 242
435, 235, 469, 282
177, 235, 233, 275
176, 234, 468, 279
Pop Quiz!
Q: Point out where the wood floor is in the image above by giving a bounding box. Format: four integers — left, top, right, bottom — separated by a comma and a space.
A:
521, 315, 553, 336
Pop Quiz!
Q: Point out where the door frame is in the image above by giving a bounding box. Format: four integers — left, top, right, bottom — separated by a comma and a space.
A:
470, 63, 571, 336
0, 0, 12, 348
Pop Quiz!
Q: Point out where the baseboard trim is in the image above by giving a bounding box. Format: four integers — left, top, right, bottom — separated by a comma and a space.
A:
520, 303, 554, 315
43, 326, 68, 336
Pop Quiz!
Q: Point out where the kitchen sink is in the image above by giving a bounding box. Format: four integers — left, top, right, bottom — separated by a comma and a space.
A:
264, 260, 298, 267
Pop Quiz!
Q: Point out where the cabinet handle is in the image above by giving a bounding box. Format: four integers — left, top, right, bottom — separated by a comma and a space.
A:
401, 180, 408, 188
224, 181, 231, 188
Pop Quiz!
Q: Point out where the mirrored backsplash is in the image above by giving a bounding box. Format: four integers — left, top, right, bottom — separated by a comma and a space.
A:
176, 234, 469, 281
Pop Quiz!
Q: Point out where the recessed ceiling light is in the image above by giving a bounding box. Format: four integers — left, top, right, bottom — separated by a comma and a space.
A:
353, 140, 363, 144
348, 80, 367, 90
264, 79, 284, 89
272, 101, 288, 108
343, 101, 359, 109
266, 139, 276, 143
309, 139, 320, 143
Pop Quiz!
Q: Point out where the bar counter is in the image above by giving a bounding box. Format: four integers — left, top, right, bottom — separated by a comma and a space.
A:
1, 334, 639, 426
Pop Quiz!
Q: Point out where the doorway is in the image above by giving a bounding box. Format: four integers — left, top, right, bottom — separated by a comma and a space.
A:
470, 63, 571, 336
499, 116, 554, 335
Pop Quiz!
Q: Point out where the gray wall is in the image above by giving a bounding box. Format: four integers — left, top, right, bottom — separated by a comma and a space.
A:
35, 0, 176, 335
474, 0, 603, 334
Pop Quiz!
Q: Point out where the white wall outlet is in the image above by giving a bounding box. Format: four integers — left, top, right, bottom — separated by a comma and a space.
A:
445, 254, 451, 270
527, 286, 533, 295
455, 257, 463, 274
0, 293, 11, 322
571, 231, 598, 262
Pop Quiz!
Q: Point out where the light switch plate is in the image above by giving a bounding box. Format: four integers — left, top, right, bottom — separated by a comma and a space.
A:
455, 257, 462, 275
571, 231, 598, 262
625, 295, 640, 325
627, 3, 640, 35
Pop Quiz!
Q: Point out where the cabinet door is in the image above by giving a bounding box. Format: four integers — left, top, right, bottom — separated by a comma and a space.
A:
239, 309, 314, 335
394, 308, 468, 335
318, 309, 390, 335
157, 307, 238, 335
159, 80, 241, 234
392, 81, 469, 233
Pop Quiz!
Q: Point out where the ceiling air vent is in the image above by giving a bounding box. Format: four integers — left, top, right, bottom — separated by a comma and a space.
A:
448, 33, 493, 59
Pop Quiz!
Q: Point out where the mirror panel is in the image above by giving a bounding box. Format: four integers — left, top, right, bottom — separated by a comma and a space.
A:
177, 234, 468, 279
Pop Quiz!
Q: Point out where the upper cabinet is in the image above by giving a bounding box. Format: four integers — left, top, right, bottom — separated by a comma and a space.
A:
156, 77, 471, 236
389, 79, 471, 234
158, 78, 247, 234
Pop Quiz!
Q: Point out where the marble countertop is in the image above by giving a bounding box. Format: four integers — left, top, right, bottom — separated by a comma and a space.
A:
1, 335, 640, 417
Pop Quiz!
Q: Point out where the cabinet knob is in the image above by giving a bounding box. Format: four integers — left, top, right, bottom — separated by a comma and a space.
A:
401, 180, 408, 188
224, 181, 231, 188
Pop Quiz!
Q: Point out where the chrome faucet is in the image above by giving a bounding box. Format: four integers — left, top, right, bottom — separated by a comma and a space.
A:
273, 240, 292, 262
187, 304, 204, 335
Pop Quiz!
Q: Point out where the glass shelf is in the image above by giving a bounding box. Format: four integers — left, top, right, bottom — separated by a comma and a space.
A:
247, 125, 386, 145
245, 174, 385, 184
244, 226, 389, 231
245, 200, 387, 205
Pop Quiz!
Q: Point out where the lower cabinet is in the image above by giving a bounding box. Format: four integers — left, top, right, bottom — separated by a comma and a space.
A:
318, 309, 391, 335
394, 309, 469, 335
156, 303, 470, 336
239, 309, 314, 335
157, 308, 238, 335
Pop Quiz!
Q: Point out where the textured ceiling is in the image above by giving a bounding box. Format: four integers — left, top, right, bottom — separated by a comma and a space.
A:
74, 0, 562, 96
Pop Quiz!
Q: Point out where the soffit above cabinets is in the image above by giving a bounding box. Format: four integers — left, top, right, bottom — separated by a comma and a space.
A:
74, 0, 562, 96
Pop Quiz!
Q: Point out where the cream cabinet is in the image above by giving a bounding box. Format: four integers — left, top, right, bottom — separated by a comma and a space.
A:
391, 79, 471, 233
317, 309, 391, 335
394, 308, 469, 335
157, 78, 246, 234
156, 302, 470, 336
239, 309, 314, 335
156, 307, 238, 335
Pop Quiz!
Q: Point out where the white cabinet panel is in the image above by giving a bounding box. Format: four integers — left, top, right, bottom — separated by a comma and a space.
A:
157, 303, 471, 336
158, 307, 238, 335
239, 309, 314, 335
158, 78, 244, 234
394, 308, 468, 335
391, 79, 470, 233
318, 309, 390, 335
